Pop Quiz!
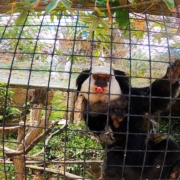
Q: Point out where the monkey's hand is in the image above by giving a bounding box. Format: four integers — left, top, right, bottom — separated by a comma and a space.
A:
165, 60, 180, 84
110, 109, 126, 129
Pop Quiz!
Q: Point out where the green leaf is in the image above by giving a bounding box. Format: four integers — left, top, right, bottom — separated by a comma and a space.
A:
29, 8, 36, 16
27, 0, 37, 3
61, 0, 71, 9
88, 19, 99, 31
163, 0, 174, 10
50, 14, 55, 22
37, 11, 42, 18
115, 9, 129, 28
99, 18, 109, 31
80, 16, 94, 22
80, 14, 98, 22
94, 7, 105, 16
15, 9, 28, 25
80, 13, 109, 31
128, 0, 137, 8
55, 13, 62, 20
50, 10, 57, 22
122, 28, 129, 37
95, 0, 106, 7
15, 2, 31, 6
46, 0, 61, 14
128, 0, 135, 4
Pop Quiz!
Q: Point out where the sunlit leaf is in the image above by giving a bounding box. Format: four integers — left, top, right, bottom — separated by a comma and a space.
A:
80, 12, 109, 31
95, 0, 106, 6
99, 18, 109, 30
37, 11, 42, 18
27, 0, 37, 3
80, 17, 92, 22
88, 19, 99, 31
29, 8, 36, 16
128, 0, 137, 8
15, 2, 31, 6
94, 7, 105, 16
80, 14, 97, 22
46, 0, 61, 14
15, 9, 28, 25
61, 0, 71, 9
50, 14, 55, 22
163, 0, 174, 10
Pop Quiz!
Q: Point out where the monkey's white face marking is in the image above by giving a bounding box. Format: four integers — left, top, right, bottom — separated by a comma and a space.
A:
80, 66, 121, 103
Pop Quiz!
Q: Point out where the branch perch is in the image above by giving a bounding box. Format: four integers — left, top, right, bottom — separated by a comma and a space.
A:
33, 122, 68, 156
0, 158, 103, 165
26, 165, 92, 180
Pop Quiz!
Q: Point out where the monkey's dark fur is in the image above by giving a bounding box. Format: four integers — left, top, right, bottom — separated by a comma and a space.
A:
76, 60, 180, 180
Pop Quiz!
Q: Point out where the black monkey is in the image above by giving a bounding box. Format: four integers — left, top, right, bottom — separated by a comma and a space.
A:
76, 60, 180, 180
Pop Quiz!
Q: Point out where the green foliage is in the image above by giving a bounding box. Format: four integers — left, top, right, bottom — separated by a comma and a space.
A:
49, 10, 62, 22
94, 0, 106, 7
15, 9, 28, 25
163, 0, 174, 10
0, 83, 21, 122
80, 12, 109, 32
110, 0, 129, 28
5, 107, 21, 120
0, 18, 49, 62
171, 41, 180, 48
115, 9, 129, 28
159, 101, 180, 144
0, 164, 15, 180
5, 0, 176, 37
48, 121, 103, 177
160, 118, 180, 143
46, 0, 61, 13
50, 91, 66, 120
61, 0, 72, 9
49, 121, 102, 159
46, 0, 71, 14
0, 83, 14, 109
131, 30, 145, 40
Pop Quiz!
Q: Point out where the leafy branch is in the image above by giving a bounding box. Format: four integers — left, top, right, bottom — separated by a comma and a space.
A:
4, 0, 175, 30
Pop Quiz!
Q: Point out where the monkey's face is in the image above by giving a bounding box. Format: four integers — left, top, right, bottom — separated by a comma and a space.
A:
80, 67, 121, 103
92, 74, 111, 93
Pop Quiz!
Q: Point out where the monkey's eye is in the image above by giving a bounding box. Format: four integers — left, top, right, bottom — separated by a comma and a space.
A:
93, 75, 98, 80
105, 76, 111, 82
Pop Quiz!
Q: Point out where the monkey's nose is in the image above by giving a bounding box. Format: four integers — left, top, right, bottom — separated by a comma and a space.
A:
96, 86, 104, 93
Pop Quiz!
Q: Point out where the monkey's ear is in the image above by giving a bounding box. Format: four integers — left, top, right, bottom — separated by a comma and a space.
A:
76, 70, 90, 93
114, 70, 129, 93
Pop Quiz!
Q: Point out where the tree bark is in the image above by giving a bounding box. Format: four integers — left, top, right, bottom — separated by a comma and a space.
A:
12, 155, 26, 180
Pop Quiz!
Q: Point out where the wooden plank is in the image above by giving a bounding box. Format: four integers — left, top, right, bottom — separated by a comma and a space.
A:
0, 71, 76, 90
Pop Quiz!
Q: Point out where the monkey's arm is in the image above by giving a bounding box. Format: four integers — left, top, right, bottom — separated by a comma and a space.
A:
131, 60, 180, 114
149, 60, 180, 113
146, 135, 180, 179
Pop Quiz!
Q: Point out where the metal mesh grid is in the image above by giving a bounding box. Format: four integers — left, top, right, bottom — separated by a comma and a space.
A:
0, 0, 180, 179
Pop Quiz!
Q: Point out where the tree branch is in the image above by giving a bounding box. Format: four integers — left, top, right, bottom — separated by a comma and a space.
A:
0, 158, 103, 165
24, 120, 66, 154
33, 122, 68, 156
26, 165, 92, 180
0, 125, 22, 130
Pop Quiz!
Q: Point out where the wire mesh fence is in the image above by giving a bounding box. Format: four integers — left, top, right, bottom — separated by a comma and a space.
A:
0, 0, 180, 179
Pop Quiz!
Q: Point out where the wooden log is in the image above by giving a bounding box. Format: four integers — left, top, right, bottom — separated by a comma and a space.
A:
12, 155, 26, 180
25, 165, 92, 180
